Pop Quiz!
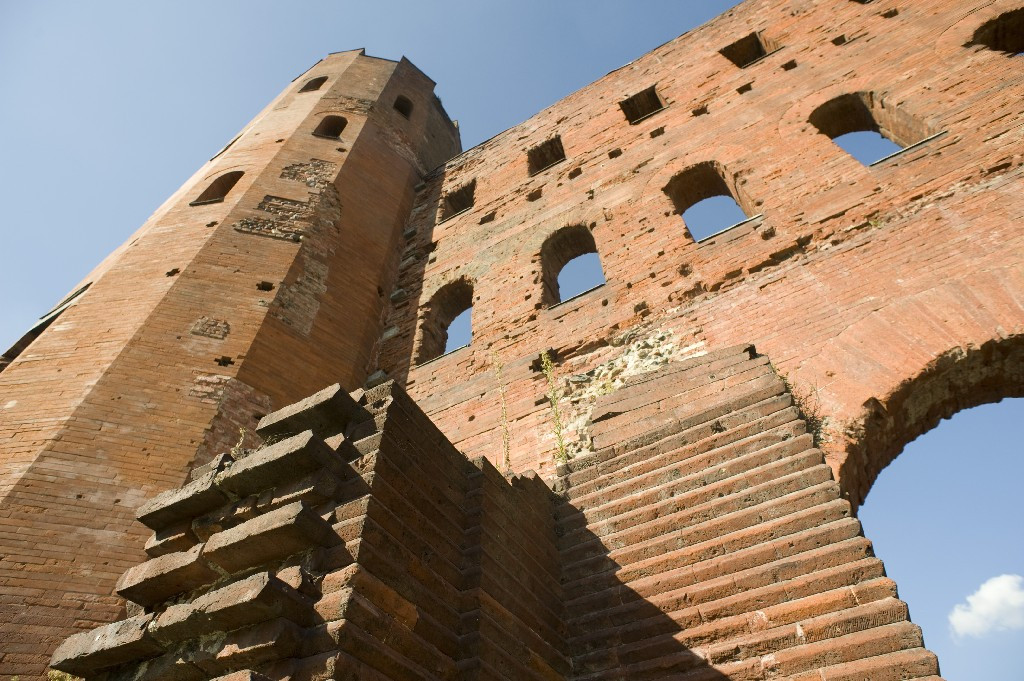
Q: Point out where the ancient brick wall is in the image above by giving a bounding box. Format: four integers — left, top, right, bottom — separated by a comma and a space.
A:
375, 0, 1024, 506
0, 51, 459, 679
3, 0, 1023, 677
51, 349, 940, 679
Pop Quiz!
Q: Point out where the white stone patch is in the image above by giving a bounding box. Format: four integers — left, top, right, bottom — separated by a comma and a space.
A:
556, 328, 706, 457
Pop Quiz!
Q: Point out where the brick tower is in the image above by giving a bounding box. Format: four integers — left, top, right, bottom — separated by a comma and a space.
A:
6, 0, 1024, 679
0, 50, 459, 677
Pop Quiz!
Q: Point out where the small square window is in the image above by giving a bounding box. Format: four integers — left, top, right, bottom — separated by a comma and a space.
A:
719, 31, 781, 68
440, 180, 476, 221
619, 86, 666, 124
527, 136, 567, 175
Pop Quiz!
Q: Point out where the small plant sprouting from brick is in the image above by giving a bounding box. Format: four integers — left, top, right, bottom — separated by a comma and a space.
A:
540, 350, 568, 464
777, 368, 827, 447
230, 427, 248, 458
492, 351, 512, 474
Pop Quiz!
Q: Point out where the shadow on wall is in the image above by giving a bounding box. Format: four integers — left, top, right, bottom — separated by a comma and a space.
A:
377, 166, 449, 383
555, 500, 734, 679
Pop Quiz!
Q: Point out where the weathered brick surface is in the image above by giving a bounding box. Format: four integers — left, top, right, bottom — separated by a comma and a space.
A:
49, 354, 942, 680
374, 0, 1024, 506
0, 50, 459, 677
5, 0, 1020, 678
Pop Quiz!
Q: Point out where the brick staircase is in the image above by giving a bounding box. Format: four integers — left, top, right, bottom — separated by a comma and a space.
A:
552, 344, 941, 680
49, 346, 942, 680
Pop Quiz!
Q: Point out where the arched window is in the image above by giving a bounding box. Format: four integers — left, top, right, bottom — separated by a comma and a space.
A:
418, 278, 473, 363
394, 95, 414, 119
541, 225, 605, 305
662, 162, 751, 242
190, 171, 244, 206
312, 115, 347, 139
299, 76, 327, 93
968, 8, 1024, 55
809, 92, 934, 165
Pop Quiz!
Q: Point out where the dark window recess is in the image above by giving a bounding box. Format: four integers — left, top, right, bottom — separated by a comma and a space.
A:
808, 91, 935, 165
527, 136, 567, 175
662, 162, 753, 242
417, 278, 474, 363
0, 284, 91, 372
394, 95, 414, 119
439, 179, 476, 221
541, 224, 605, 305
215, 356, 235, 367
968, 8, 1024, 54
190, 171, 244, 206
312, 115, 347, 139
619, 86, 666, 124
299, 76, 327, 93
719, 31, 782, 68
256, 281, 274, 291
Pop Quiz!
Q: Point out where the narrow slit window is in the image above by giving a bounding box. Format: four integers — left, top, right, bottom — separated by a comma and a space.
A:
808, 92, 934, 165
662, 162, 752, 242
312, 115, 347, 139
440, 180, 476, 221
968, 8, 1024, 55
541, 225, 605, 305
719, 31, 781, 68
299, 76, 328, 93
394, 95, 414, 119
190, 171, 244, 206
619, 86, 666, 124
418, 279, 473, 363
527, 136, 567, 175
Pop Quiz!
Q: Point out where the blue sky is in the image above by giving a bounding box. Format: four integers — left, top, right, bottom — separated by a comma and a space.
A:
0, 3, 1019, 677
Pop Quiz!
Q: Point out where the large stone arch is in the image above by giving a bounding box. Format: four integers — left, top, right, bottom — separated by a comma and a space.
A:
839, 333, 1024, 511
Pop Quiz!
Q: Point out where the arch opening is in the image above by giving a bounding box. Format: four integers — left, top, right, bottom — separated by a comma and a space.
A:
968, 8, 1024, 55
312, 115, 347, 139
394, 95, 414, 119
299, 76, 328, 93
662, 162, 752, 241
190, 171, 244, 206
836, 334, 1024, 678
841, 335, 1024, 511
808, 92, 934, 165
541, 225, 605, 306
858, 397, 1024, 680
417, 278, 473, 363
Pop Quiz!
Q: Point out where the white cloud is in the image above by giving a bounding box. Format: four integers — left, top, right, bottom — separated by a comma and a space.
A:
949, 574, 1024, 639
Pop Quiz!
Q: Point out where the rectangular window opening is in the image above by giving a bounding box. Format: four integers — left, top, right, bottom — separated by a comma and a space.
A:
619, 86, 666, 124
527, 136, 567, 175
440, 179, 476, 221
719, 31, 782, 68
